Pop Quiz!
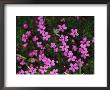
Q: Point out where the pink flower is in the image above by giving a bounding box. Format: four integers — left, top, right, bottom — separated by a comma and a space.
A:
80, 44, 86, 48
17, 69, 25, 74
43, 58, 55, 67
80, 37, 90, 47
51, 43, 56, 48
37, 29, 45, 34
33, 50, 37, 56
21, 31, 31, 43
81, 53, 89, 59
20, 60, 25, 65
39, 54, 45, 61
37, 16, 43, 20
38, 24, 46, 30
16, 57, 21, 61
69, 63, 79, 73
72, 45, 78, 51
24, 71, 29, 74
32, 36, 38, 41
63, 50, 77, 62
28, 65, 37, 74
51, 60, 55, 66
39, 66, 47, 74
60, 45, 69, 51
54, 48, 58, 52
22, 34, 28, 43
59, 35, 68, 42
58, 24, 67, 32
39, 50, 44, 55
64, 50, 68, 56
50, 69, 58, 75
42, 57, 48, 63
78, 37, 90, 59
38, 21, 44, 25
26, 31, 31, 37
86, 41, 90, 47
28, 50, 37, 57
76, 58, 84, 67
70, 29, 79, 38
67, 51, 73, 57
23, 43, 28, 48
79, 47, 88, 54
28, 52, 34, 58
37, 42, 42, 48
68, 56, 76, 62
42, 32, 51, 41
23, 23, 28, 29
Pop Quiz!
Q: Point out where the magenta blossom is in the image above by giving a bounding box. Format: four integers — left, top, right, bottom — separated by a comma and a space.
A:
63, 50, 69, 56
39, 54, 45, 61
29, 50, 37, 58
67, 51, 77, 62
72, 45, 78, 51
59, 35, 68, 42
42, 32, 51, 41
67, 51, 73, 57
70, 29, 79, 38
63, 50, 77, 62
37, 29, 45, 34
50, 69, 58, 75
58, 24, 67, 32
79, 37, 90, 59
76, 58, 84, 67
17, 69, 25, 74
51, 43, 56, 48
39, 66, 48, 74
79, 46, 89, 59
60, 45, 69, 51
69, 63, 79, 73
42, 57, 55, 67
37, 16, 43, 20
68, 56, 76, 62
16, 57, 21, 62
50, 60, 55, 66
23, 23, 28, 29
38, 24, 46, 30
37, 16, 51, 41
80, 37, 90, 47
26, 31, 31, 37
45, 59, 55, 67
54, 47, 58, 52
28, 65, 37, 74
32, 36, 38, 41
23, 43, 28, 48
20, 60, 26, 65
21, 31, 31, 43
22, 34, 28, 43
81, 53, 89, 59
37, 42, 42, 48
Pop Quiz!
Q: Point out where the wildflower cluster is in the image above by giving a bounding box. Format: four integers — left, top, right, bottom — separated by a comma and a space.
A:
16, 16, 94, 74
37, 16, 51, 41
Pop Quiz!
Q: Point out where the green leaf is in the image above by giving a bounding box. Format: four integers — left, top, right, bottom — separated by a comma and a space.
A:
53, 28, 60, 36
